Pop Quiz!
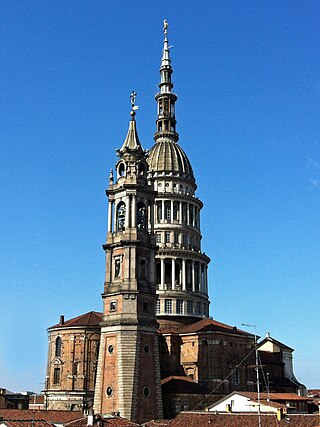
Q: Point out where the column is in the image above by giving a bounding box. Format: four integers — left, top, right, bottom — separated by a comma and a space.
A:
179, 201, 182, 224
171, 258, 175, 290
150, 202, 154, 233
187, 203, 190, 225
198, 263, 202, 293
171, 200, 174, 222
160, 258, 165, 290
125, 196, 130, 228
108, 201, 113, 232
192, 260, 195, 292
204, 266, 208, 295
131, 195, 136, 228
182, 259, 186, 290
193, 205, 196, 227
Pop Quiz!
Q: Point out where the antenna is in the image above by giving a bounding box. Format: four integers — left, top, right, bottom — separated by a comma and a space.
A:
242, 323, 261, 427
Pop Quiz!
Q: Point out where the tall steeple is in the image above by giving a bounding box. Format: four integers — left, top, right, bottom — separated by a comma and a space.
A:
94, 93, 163, 423
147, 21, 211, 324
154, 19, 179, 143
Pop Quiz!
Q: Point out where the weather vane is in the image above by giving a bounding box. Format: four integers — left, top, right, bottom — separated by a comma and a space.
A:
130, 91, 139, 116
163, 19, 168, 36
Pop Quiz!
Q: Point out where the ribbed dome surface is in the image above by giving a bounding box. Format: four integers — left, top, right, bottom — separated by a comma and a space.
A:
147, 140, 194, 180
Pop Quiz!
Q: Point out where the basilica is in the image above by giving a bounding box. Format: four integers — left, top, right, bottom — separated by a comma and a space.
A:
44, 22, 304, 424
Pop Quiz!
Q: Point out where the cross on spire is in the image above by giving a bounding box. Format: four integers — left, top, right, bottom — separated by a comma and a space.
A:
130, 91, 137, 109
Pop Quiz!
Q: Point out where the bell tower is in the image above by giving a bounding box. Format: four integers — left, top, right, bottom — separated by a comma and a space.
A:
94, 94, 163, 423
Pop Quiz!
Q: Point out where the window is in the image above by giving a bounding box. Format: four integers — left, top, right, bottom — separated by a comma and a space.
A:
174, 232, 179, 244
187, 301, 193, 315
118, 163, 125, 177
114, 257, 121, 278
176, 299, 183, 314
156, 299, 160, 314
143, 386, 150, 398
73, 362, 79, 376
143, 301, 149, 312
139, 259, 147, 280
144, 345, 150, 354
106, 387, 113, 397
173, 204, 178, 220
165, 203, 171, 221
137, 202, 147, 232
156, 233, 161, 243
157, 204, 162, 222
165, 232, 171, 243
231, 368, 240, 385
110, 300, 117, 311
55, 337, 62, 357
183, 234, 187, 246
53, 368, 60, 384
196, 301, 202, 315
165, 299, 172, 314
116, 202, 126, 231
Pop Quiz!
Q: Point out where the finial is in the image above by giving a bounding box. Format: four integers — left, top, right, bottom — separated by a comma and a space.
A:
109, 169, 114, 183
130, 91, 139, 118
163, 19, 168, 37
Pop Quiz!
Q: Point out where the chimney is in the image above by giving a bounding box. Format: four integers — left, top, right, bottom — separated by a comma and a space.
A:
87, 410, 94, 426
60, 315, 64, 325
277, 408, 284, 421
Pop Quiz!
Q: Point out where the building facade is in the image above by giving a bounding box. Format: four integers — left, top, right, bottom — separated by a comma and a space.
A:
45, 312, 101, 411
44, 22, 305, 421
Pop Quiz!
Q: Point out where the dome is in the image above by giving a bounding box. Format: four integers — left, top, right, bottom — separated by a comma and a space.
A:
147, 140, 194, 181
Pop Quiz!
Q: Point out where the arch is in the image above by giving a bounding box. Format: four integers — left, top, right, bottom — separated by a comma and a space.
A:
55, 336, 62, 357
116, 202, 126, 232
118, 162, 125, 177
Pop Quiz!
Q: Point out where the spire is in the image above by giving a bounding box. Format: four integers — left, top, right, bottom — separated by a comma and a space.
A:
119, 91, 143, 154
154, 20, 179, 143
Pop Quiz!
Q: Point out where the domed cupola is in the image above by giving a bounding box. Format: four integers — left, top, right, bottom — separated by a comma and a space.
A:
147, 20, 211, 325
147, 140, 195, 183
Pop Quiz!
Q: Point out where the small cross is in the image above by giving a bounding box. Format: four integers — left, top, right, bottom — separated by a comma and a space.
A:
130, 91, 137, 108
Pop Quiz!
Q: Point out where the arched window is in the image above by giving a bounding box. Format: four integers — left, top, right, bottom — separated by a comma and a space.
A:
137, 202, 147, 232
116, 202, 126, 231
118, 163, 125, 177
55, 337, 62, 357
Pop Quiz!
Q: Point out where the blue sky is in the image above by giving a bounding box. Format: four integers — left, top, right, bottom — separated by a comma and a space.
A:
1, 1, 319, 392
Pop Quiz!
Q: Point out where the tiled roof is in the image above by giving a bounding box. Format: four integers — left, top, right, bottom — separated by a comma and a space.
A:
142, 420, 171, 427
65, 414, 139, 427
0, 409, 82, 424
0, 421, 52, 427
237, 392, 312, 401
167, 412, 320, 426
49, 311, 102, 329
161, 376, 211, 394
160, 318, 253, 336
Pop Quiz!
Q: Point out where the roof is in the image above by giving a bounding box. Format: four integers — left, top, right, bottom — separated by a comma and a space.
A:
147, 140, 194, 182
119, 116, 144, 153
160, 318, 253, 337
166, 412, 320, 427
232, 391, 312, 402
49, 311, 102, 330
65, 414, 139, 427
142, 421, 171, 427
0, 421, 53, 427
0, 409, 82, 424
258, 336, 294, 352
161, 376, 211, 395
258, 350, 284, 365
